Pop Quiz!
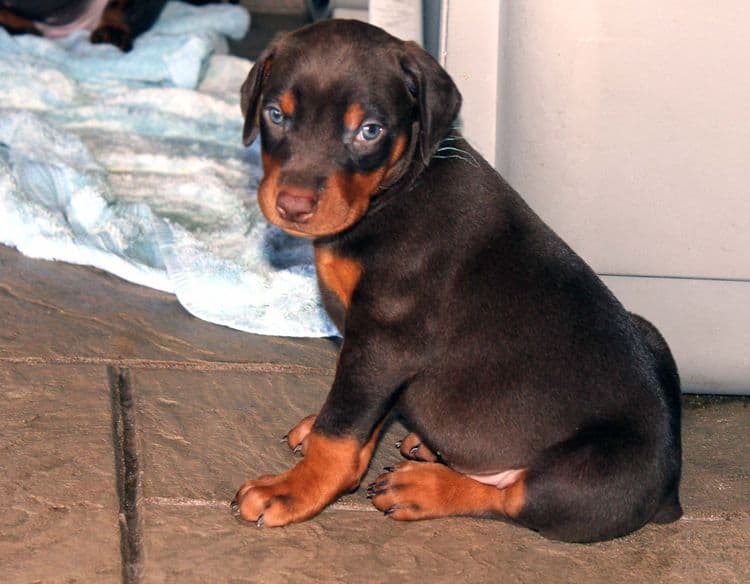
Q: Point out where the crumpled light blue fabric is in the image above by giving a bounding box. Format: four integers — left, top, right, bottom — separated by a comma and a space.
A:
0, 2, 337, 337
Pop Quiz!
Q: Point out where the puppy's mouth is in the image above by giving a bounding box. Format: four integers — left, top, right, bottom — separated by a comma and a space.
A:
255, 132, 409, 238
257, 165, 386, 239
258, 180, 368, 239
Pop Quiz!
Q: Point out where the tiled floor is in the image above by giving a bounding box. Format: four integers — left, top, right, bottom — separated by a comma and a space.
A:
1, 244, 748, 582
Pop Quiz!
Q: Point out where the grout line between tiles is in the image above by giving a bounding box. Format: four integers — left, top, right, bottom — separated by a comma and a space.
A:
144, 495, 378, 513
108, 366, 144, 584
1, 355, 335, 376
141, 495, 750, 521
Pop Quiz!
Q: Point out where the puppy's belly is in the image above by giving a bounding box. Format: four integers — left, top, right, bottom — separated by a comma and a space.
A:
468, 468, 526, 489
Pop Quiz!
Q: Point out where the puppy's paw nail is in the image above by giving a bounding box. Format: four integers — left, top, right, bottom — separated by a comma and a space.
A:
230, 501, 240, 516
256, 514, 265, 528
409, 445, 420, 456
383, 466, 395, 472
279, 435, 288, 443
395, 441, 402, 448
384, 507, 396, 516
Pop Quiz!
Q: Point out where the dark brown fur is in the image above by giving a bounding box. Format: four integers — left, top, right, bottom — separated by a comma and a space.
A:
232, 20, 682, 543
0, 0, 235, 51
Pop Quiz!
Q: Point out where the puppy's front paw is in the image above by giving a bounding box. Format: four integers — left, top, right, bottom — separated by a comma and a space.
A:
232, 472, 317, 527
233, 431, 365, 527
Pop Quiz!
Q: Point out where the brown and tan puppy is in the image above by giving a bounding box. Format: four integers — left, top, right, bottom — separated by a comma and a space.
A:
232, 20, 683, 543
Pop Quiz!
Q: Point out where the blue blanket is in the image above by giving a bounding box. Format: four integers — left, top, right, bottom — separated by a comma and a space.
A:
0, 2, 336, 337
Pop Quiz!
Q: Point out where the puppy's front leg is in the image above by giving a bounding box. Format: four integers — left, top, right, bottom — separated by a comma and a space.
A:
232, 429, 379, 527
232, 338, 401, 527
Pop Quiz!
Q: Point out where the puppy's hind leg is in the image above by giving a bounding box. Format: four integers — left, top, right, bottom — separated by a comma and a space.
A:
513, 419, 674, 543
374, 418, 674, 542
368, 462, 527, 521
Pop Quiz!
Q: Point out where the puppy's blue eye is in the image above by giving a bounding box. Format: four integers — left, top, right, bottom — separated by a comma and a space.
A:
358, 123, 384, 142
265, 106, 284, 125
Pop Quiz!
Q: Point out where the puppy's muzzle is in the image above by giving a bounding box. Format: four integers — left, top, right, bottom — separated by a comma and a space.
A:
276, 187, 318, 224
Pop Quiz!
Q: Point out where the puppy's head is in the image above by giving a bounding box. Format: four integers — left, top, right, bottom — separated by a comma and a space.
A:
240, 20, 461, 239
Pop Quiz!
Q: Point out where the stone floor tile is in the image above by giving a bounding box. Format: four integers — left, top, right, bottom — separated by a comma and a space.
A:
0, 364, 121, 583
141, 505, 748, 583
130, 368, 405, 508
0, 245, 337, 368
681, 396, 750, 519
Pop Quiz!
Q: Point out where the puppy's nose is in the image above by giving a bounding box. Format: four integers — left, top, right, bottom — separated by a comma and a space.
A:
276, 189, 317, 223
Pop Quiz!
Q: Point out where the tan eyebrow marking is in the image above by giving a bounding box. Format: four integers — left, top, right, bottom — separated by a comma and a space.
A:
344, 102, 366, 130
279, 90, 296, 117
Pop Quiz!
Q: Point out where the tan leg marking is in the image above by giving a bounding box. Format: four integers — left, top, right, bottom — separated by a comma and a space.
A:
233, 423, 384, 526
369, 462, 527, 521
397, 432, 438, 462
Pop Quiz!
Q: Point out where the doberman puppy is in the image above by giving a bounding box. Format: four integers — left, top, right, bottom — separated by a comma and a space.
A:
0, 0, 168, 51
232, 19, 683, 543
0, 1, 235, 52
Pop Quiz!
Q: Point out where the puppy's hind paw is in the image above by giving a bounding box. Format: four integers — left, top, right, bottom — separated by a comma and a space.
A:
397, 432, 439, 462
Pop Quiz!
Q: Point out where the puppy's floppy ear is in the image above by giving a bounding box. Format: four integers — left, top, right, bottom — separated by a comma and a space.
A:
240, 33, 287, 146
399, 41, 462, 164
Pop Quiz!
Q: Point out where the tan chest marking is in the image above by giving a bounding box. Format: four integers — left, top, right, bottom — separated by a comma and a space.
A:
315, 247, 363, 310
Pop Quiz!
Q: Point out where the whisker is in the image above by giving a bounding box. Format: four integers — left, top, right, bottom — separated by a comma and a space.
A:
432, 153, 480, 168
437, 145, 469, 154
435, 146, 480, 167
